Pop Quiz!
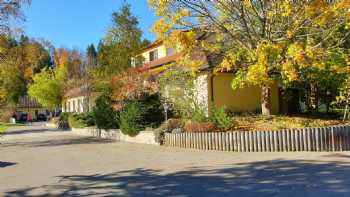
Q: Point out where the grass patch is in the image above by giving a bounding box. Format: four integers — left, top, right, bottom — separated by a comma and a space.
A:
0, 122, 25, 135
233, 115, 349, 131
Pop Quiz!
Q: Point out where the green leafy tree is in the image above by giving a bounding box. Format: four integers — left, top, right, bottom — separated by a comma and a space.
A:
92, 94, 118, 130
93, 3, 149, 92
0, 61, 26, 105
334, 77, 350, 121
28, 68, 62, 108
119, 101, 144, 136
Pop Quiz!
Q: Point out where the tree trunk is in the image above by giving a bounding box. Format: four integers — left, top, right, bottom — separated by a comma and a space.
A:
343, 104, 348, 121
261, 85, 272, 116
308, 83, 318, 113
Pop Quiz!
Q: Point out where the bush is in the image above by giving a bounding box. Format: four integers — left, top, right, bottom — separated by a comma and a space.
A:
92, 94, 118, 130
153, 128, 165, 144
58, 112, 70, 130
160, 118, 184, 132
209, 106, 233, 130
141, 94, 164, 128
119, 101, 145, 136
0, 105, 15, 123
191, 107, 208, 122
68, 112, 95, 128
184, 120, 216, 133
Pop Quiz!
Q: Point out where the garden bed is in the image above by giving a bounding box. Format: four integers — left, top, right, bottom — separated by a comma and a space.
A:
232, 115, 348, 131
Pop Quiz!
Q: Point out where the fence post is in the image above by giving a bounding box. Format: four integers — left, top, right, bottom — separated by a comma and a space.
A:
233, 132, 237, 152
315, 128, 320, 152
331, 127, 335, 152
290, 129, 296, 152
320, 127, 325, 151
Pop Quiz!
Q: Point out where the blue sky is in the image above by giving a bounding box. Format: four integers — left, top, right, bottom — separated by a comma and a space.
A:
23, 0, 157, 50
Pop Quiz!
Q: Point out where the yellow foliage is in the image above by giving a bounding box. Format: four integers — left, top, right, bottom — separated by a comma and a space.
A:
282, 60, 299, 82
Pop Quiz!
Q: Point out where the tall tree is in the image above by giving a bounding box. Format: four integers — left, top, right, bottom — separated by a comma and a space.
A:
0, 35, 52, 106
149, 0, 350, 115
54, 48, 85, 89
0, 0, 31, 34
94, 3, 149, 92
86, 44, 97, 69
28, 68, 63, 108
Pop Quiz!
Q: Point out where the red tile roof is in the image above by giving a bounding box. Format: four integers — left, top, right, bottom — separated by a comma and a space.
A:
139, 53, 181, 71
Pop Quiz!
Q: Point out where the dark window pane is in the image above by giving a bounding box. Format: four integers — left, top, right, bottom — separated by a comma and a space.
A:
149, 49, 158, 61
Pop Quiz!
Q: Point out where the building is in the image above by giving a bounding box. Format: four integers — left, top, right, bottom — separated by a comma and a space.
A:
62, 85, 98, 113
134, 37, 282, 115
16, 96, 50, 121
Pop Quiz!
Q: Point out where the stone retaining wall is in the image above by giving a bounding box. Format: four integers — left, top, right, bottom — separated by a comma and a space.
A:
71, 127, 159, 145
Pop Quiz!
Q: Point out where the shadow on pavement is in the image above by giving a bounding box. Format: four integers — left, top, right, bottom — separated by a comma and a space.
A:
4, 159, 350, 197
0, 161, 16, 168
1, 137, 115, 148
3, 128, 59, 136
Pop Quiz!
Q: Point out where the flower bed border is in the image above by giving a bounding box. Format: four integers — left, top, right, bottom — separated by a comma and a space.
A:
164, 125, 350, 152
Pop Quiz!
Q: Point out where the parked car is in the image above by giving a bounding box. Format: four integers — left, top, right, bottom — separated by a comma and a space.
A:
19, 113, 28, 122
36, 114, 47, 121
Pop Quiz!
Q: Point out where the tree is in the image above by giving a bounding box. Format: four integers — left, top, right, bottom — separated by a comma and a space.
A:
92, 94, 118, 130
0, 35, 52, 106
0, 0, 31, 34
54, 48, 85, 89
27, 68, 63, 108
149, 0, 350, 115
86, 44, 97, 69
93, 3, 149, 92
334, 77, 350, 121
0, 59, 26, 105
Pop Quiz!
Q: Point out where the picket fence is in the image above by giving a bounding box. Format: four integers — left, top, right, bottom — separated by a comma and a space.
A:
164, 125, 350, 152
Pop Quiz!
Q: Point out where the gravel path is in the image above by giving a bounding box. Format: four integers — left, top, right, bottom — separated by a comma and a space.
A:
1, 124, 350, 197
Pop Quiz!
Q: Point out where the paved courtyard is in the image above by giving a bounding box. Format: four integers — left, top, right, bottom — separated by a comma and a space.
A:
1, 124, 350, 197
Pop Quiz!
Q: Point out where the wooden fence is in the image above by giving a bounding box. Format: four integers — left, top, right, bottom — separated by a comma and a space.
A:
164, 125, 350, 152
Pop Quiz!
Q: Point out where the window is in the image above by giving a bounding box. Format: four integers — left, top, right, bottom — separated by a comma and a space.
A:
166, 48, 174, 56
149, 49, 158, 61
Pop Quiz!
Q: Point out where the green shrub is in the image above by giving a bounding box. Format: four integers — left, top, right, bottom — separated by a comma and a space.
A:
209, 106, 233, 130
140, 94, 164, 128
58, 112, 70, 130
192, 107, 208, 122
68, 112, 95, 128
68, 114, 86, 128
119, 101, 145, 136
92, 94, 118, 130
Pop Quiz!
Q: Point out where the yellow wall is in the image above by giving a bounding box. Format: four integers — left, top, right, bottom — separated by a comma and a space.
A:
208, 73, 280, 114
141, 45, 167, 62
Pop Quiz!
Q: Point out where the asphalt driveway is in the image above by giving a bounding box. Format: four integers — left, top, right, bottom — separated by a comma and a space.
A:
1, 124, 350, 197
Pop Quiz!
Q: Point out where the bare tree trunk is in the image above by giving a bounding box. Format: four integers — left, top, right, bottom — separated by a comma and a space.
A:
261, 85, 272, 116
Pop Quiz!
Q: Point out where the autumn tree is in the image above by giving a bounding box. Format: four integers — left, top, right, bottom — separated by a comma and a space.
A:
94, 3, 149, 92
149, 0, 350, 115
0, 0, 31, 34
0, 34, 51, 107
54, 48, 86, 89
